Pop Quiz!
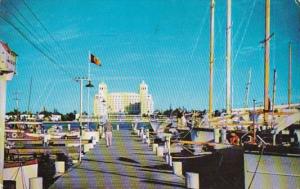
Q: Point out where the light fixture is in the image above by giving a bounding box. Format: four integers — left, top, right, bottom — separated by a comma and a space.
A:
85, 80, 94, 88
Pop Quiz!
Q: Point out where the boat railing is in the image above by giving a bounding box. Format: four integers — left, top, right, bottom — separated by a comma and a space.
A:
256, 134, 269, 145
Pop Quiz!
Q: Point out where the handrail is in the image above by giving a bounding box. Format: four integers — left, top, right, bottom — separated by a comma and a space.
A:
256, 135, 269, 145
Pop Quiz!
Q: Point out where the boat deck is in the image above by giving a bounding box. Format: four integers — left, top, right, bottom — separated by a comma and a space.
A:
49, 130, 185, 189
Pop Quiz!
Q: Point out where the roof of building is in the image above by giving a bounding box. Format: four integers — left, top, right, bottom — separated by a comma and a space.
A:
0, 41, 17, 56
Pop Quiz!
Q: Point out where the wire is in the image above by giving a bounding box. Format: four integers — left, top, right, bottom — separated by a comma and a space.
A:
20, 0, 76, 65
5, 0, 73, 73
3, 2, 52, 54
0, 14, 75, 78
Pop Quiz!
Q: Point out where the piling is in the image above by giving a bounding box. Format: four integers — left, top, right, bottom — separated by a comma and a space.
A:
152, 143, 158, 153
55, 161, 65, 174
173, 161, 183, 176
29, 177, 43, 189
186, 172, 199, 189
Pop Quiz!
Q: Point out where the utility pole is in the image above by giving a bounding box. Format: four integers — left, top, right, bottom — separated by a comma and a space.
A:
209, 0, 215, 117
264, 0, 271, 123
226, 0, 232, 114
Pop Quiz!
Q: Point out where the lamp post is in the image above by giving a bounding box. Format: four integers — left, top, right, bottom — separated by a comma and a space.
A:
75, 77, 94, 162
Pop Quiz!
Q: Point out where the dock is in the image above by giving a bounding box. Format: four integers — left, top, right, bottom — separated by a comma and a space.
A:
49, 130, 185, 189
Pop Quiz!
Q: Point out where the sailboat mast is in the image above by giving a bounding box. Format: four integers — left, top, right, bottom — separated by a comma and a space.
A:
288, 42, 292, 108
226, 0, 232, 114
272, 69, 277, 112
264, 0, 271, 122
209, 0, 215, 117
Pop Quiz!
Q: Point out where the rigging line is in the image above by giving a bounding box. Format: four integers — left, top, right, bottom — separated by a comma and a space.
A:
0, 8, 52, 54
21, 0, 74, 61
272, 35, 276, 69
232, 0, 257, 68
190, 6, 209, 58
0, 14, 75, 79
232, 4, 247, 43
41, 83, 56, 109
20, 163, 28, 189
12, 164, 21, 180
32, 79, 51, 110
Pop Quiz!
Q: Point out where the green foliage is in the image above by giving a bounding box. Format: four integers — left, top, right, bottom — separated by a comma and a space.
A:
38, 154, 55, 188
61, 112, 76, 121
162, 109, 172, 117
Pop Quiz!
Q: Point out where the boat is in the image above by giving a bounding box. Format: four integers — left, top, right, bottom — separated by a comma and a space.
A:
5, 121, 44, 139
3, 159, 38, 189
149, 114, 167, 133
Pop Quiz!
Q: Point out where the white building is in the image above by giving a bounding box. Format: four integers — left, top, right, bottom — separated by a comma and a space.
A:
94, 81, 154, 117
50, 114, 61, 122
0, 41, 17, 80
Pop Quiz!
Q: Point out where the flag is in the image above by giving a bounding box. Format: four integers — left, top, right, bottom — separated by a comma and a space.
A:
89, 53, 101, 66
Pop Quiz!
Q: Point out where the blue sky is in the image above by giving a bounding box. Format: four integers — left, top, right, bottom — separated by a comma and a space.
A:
0, 0, 299, 113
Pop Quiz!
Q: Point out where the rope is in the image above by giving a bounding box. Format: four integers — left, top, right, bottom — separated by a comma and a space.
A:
232, 0, 257, 68
181, 144, 194, 155
20, 163, 28, 189
247, 145, 266, 189
190, 6, 209, 58
172, 154, 210, 160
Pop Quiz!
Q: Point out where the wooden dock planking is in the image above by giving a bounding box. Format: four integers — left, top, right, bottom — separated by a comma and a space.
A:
49, 130, 185, 189
6, 138, 90, 145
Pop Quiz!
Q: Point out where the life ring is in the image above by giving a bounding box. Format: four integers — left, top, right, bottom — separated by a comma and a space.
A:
17, 132, 23, 138
12, 132, 18, 138
229, 133, 240, 145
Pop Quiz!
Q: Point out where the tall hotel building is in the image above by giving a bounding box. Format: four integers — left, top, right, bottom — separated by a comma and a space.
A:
94, 81, 154, 116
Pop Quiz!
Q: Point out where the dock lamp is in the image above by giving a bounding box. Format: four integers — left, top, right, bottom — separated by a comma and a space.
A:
85, 80, 94, 88
75, 77, 94, 162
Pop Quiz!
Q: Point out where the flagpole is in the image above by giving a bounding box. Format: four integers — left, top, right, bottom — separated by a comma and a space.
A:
88, 51, 91, 128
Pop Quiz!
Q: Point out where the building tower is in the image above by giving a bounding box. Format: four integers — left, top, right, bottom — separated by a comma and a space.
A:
139, 81, 148, 115
94, 82, 108, 117
99, 82, 108, 99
